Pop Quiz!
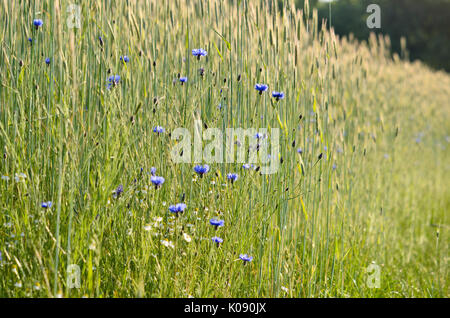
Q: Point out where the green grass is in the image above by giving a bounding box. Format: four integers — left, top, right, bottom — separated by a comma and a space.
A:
0, 0, 448, 297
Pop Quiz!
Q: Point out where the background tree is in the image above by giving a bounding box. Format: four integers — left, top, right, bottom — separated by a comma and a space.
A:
290, 0, 450, 72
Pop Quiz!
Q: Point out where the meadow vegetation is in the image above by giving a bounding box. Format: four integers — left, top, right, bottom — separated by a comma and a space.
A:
0, 0, 448, 297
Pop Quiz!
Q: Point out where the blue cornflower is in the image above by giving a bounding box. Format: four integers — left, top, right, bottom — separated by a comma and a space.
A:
179, 77, 188, 85
45, 58, 51, 65
332, 163, 337, 170
107, 75, 120, 90
239, 254, 253, 263
28, 38, 33, 44
108, 75, 121, 83
226, 173, 238, 183
272, 91, 285, 101
41, 201, 52, 209
211, 236, 223, 246
210, 219, 224, 229
194, 164, 210, 177
151, 176, 165, 188
113, 184, 123, 198
242, 163, 252, 169
254, 133, 265, 140
150, 167, 156, 176
169, 203, 187, 214
33, 19, 43, 29
153, 126, 165, 134
192, 48, 207, 60
120, 55, 130, 63
297, 148, 303, 154
255, 83, 268, 94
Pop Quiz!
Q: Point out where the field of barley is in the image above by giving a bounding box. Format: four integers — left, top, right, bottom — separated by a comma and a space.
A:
0, 0, 449, 298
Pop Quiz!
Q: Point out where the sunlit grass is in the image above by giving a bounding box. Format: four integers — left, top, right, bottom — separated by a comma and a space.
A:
0, 0, 448, 297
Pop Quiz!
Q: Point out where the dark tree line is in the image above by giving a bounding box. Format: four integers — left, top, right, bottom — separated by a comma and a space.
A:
291, 0, 450, 72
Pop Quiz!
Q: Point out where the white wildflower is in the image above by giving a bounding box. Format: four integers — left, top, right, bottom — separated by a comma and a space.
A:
88, 241, 96, 251
15, 173, 27, 182
161, 240, 174, 248
183, 233, 192, 243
